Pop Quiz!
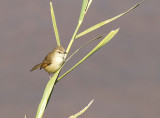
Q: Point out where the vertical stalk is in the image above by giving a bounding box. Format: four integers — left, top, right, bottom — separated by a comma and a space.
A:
66, 22, 81, 53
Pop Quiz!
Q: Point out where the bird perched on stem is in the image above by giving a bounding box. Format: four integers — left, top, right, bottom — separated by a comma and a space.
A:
30, 46, 67, 78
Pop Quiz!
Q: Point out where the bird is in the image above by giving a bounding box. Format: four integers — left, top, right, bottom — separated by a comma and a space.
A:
30, 46, 67, 78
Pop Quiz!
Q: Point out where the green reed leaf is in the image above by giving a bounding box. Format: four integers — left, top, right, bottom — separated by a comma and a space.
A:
75, 1, 144, 39
36, 69, 61, 118
50, 2, 60, 46
69, 99, 94, 118
57, 28, 119, 82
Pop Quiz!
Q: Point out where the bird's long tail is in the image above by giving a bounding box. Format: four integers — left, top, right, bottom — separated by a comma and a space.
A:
30, 63, 42, 71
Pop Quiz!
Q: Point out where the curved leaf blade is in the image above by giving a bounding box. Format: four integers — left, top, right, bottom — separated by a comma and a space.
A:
50, 2, 60, 46
79, 0, 89, 23
75, 1, 144, 39
57, 28, 119, 82
69, 99, 94, 118
36, 69, 61, 118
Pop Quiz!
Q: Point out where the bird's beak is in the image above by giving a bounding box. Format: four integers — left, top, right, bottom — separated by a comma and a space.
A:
64, 51, 67, 54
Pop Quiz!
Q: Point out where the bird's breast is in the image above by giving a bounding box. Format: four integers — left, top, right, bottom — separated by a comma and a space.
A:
44, 56, 64, 74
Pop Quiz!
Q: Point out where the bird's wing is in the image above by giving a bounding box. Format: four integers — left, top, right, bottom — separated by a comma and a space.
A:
40, 52, 53, 69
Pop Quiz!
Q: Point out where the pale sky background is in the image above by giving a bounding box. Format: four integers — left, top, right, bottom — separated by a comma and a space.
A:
0, 0, 160, 118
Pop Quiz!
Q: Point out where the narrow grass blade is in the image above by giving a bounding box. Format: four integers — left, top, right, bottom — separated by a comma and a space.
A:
66, 35, 102, 63
85, 0, 92, 15
66, 0, 90, 53
79, 0, 89, 23
75, 1, 144, 39
50, 2, 60, 46
57, 28, 119, 82
69, 99, 94, 118
36, 69, 61, 118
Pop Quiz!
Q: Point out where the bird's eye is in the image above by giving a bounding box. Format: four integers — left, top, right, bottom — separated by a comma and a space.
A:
58, 51, 61, 53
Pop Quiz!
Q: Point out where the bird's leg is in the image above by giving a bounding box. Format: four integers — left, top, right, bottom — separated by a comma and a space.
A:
48, 73, 58, 86
49, 73, 51, 79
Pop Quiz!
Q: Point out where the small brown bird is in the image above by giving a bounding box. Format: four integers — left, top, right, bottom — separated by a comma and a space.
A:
30, 46, 67, 77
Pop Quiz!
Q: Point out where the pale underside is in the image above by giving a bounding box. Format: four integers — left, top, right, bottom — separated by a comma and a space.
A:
44, 56, 64, 74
